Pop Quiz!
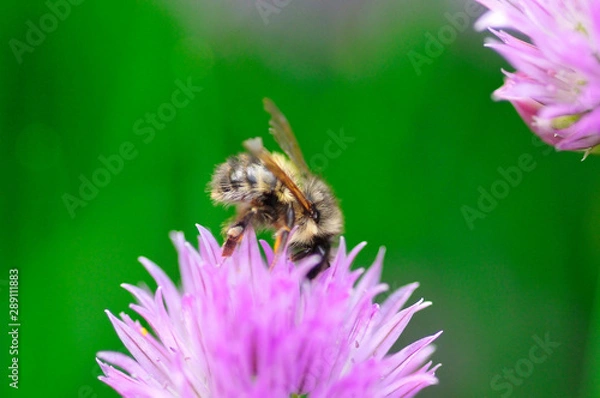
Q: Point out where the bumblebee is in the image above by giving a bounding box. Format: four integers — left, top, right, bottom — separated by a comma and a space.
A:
209, 99, 343, 279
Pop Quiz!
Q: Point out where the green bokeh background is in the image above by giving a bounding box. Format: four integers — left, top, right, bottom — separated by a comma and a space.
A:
3, 0, 600, 397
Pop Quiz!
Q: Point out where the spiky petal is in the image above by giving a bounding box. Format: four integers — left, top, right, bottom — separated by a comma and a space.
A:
97, 225, 441, 397
475, 0, 600, 153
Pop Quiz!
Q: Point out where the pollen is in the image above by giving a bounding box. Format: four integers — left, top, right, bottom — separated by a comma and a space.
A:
551, 114, 582, 130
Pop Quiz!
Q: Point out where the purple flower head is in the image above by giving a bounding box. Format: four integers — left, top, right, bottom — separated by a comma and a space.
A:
97, 225, 441, 397
475, 0, 600, 153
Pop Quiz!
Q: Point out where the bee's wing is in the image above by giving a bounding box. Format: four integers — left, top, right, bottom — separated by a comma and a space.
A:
244, 137, 316, 218
263, 98, 311, 175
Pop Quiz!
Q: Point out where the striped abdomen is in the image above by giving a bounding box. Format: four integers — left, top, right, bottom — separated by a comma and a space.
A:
209, 153, 283, 204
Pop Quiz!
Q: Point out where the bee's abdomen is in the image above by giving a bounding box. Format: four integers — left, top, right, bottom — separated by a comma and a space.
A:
210, 154, 277, 204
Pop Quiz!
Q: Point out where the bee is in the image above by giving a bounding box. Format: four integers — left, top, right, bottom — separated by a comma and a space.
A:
209, 98, 343, 279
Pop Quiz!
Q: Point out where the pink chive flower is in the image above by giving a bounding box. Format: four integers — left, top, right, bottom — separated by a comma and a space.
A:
97, 225, 441, 398
475, 0, 600, 154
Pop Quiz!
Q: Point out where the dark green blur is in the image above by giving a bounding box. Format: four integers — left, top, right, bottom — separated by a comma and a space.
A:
2, 0, 599, 397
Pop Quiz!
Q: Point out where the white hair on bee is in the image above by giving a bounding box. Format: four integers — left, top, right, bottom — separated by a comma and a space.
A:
208, 99, 344, 279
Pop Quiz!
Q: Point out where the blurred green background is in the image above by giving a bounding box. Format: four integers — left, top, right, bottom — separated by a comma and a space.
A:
2, 0, 600, 397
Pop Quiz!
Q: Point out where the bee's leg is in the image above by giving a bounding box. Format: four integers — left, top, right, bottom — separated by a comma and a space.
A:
270, 205, 295, 270
291, 239, 331, 279
222, 208, 257, 257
